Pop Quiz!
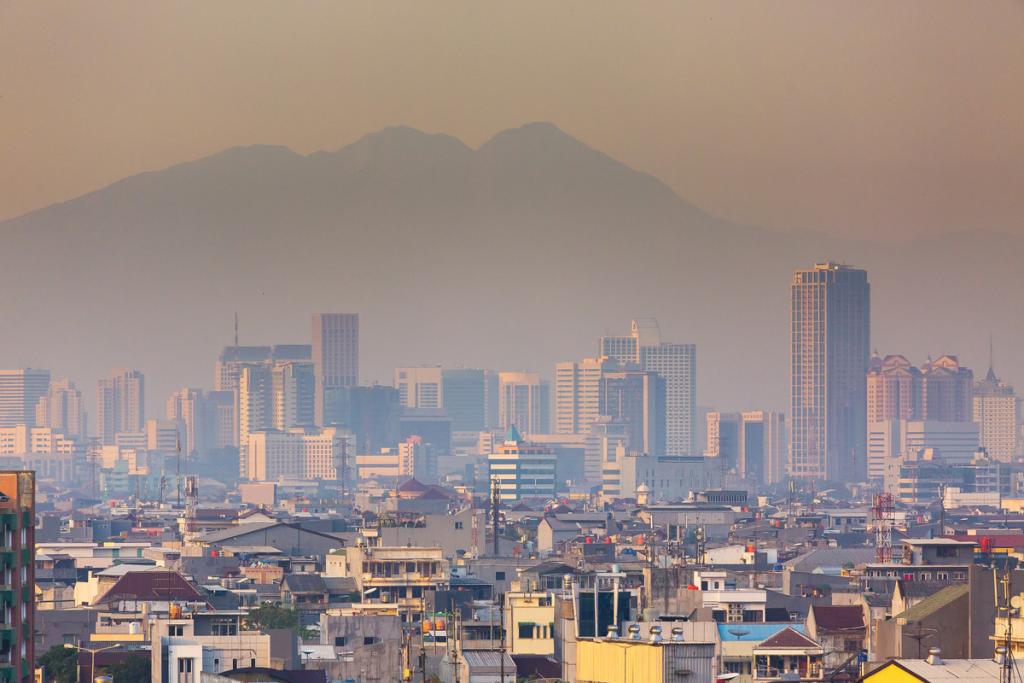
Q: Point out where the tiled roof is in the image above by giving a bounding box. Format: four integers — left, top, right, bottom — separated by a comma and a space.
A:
756, 626, 820, 650
811, 605, 864, 632
282, 573, 326, 594
95, 570, 205, 604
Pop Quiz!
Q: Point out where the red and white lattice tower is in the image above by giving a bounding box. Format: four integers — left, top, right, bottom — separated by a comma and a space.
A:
871, 492, 895, 563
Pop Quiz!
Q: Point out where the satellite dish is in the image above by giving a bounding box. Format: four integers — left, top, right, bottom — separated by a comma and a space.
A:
1010, 595, 1022, 609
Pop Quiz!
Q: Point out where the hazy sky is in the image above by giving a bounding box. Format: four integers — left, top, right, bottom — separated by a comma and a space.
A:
2, 1, 1023, 240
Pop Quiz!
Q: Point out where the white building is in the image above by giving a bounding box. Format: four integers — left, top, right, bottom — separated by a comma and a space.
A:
96, 368, 145, 445
245, 426, 349, 481
973, 367, 1019, 462
869, 419, 980, 477
488, 426, 557, 502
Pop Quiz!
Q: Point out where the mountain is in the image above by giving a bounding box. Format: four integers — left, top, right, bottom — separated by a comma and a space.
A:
2, 122, 1022, 419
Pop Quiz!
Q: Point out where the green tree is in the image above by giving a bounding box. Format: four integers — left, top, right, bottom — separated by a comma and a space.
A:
244, 603, 299, 632
38, 645, 77, 683
107, 654, 151, 683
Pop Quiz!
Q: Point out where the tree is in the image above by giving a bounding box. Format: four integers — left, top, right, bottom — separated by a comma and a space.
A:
107, 654, 150, 683
38, 645, 77, 683
244, 603, 299, 632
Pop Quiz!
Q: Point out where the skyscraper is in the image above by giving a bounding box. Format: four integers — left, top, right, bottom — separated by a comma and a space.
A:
393, 367, 491, 432
554, 357, 612, 435
973, 365, 1020, 462
920, 355, 974, 422
96, 368, 145, 445
705, 410, 786, 484
789, 262, 870, 481
0, 369, 50, 429
312, 313, 359, 425
272, 361, 316, 430
498, 371, 549, 435
600, 318, 696, 455
34, 377, 86, 440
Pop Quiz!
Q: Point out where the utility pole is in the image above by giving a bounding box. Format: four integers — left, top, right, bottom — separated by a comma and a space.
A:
499, 594, 506, 683
491, 478, 501, 557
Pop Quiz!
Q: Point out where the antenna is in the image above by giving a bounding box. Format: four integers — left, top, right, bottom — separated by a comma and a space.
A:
234, 312, 239, 347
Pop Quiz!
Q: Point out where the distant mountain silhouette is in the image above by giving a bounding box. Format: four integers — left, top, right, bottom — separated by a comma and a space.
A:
2, 122, 1021, 419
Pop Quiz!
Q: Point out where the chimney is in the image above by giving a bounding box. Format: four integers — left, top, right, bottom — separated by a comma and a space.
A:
671, 627, 684, 642
649, 625, 663, 643
606, 624, 618, 639
628, 624, 642, 641
926, 647, 943, 665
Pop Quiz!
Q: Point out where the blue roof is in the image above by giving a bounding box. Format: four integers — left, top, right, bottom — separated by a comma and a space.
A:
717, 623, 805, 642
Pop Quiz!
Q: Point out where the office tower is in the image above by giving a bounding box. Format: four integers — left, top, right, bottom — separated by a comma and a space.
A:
245, 426, 348, 482
34, 377, 86, 440
704, 410, 785, 484
271, 361, 315, 429
399, 409, 451, 454
600, 318, 696, 455
555, 357, 612, 435
599, 367, 665, 456
214, 345, 311, 393
705, 412, 741, 468
238, 364, 273, 478
394, 367, 442, 408
167, 388, 207, 458
96, 368, 145, 445
312, 313, 359, 425
0, 369, 50, 429
398, 435, 438, 483
973, 365, 1020, 462
920, 355, 974, 421
498, 372, 549, 435
394, 367, 491, 432
205, 391, 237, 451
146, 419, 180, 453
866, 354, 922, 422
869, 420, 980, 471
789, 262, 870, 481
330, 385, 401, 453
0, 471, 34, 683
441, 369, 487, 432
488, 426, 557, 502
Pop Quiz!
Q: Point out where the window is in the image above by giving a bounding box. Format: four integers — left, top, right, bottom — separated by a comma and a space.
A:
169, 625, 184, 636
363, 636, 378, 645
495, 572, 506, 581
455, 522, 463, 530
518, 623, 535, 639
334, 636, 347, 646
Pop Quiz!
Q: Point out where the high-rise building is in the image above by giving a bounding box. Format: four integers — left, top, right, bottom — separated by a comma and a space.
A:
312, 314, 359, 425
34, 377, 86, 440
238, 364, 273, 478
214, 345, 311, 393
498, 372, 549, 435
866, 354, 922, 423
789, 262, 870, 481
329, 385, 401, 453
166, 388, 208, 458
973, 366, 1019, 462
600, 318, 696, 455
869, 420, 980, 472
394, 367, 492, 432
705, 411, 786, 484
245, 426, 349, 482
0, 369, 50, 429
599, 367, 665, 456
488, 426, 557, 502
271, 361, 315, 430
96, 368, 145, 445
920, 355, 974, 422
0, 471, 34, 683
554, 357, 612, 435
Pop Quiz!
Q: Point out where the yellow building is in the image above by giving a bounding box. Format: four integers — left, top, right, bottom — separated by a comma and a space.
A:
860, 651, 1020, 682
505, 591, 555, 655
575, 627, 715, 683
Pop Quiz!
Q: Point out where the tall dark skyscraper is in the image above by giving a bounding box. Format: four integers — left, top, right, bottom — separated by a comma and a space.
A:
789, 262, 870, 481
312, 313, 359, 425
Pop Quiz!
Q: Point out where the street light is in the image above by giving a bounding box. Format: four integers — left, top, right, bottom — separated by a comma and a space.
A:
63, 643, 119, 683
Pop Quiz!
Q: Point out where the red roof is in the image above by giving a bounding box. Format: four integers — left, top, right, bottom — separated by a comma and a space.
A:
757, 627, 820, 650
95, 570, 206, 605
950, 534, 1024, 548
811, 605, 865, 632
